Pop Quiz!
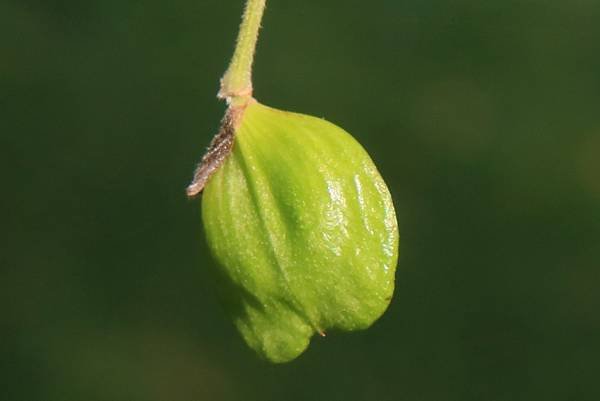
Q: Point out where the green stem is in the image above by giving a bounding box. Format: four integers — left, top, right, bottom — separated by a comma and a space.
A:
218, 0, 267, 105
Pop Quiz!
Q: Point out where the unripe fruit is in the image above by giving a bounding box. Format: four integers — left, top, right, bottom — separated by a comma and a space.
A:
189, 100, 398, 363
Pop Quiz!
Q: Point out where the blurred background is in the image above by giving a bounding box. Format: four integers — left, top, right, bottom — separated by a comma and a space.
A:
2, 0, 600, 400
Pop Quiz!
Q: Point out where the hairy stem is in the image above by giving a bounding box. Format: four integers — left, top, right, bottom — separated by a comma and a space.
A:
218, 0, 267, 105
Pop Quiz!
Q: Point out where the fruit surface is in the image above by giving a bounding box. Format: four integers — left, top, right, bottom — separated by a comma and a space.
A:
202, 101, 398, 362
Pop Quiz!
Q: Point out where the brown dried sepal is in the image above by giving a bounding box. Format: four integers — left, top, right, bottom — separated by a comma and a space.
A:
186, 107, 245, 197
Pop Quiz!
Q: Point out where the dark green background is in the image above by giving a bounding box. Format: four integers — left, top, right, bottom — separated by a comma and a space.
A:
3, 0, 600, 400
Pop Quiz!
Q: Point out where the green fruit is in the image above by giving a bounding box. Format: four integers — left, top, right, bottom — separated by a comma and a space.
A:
197, 101, 398, 363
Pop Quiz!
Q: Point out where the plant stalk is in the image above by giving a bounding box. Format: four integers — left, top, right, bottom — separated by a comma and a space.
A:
218, 0, 267, 106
